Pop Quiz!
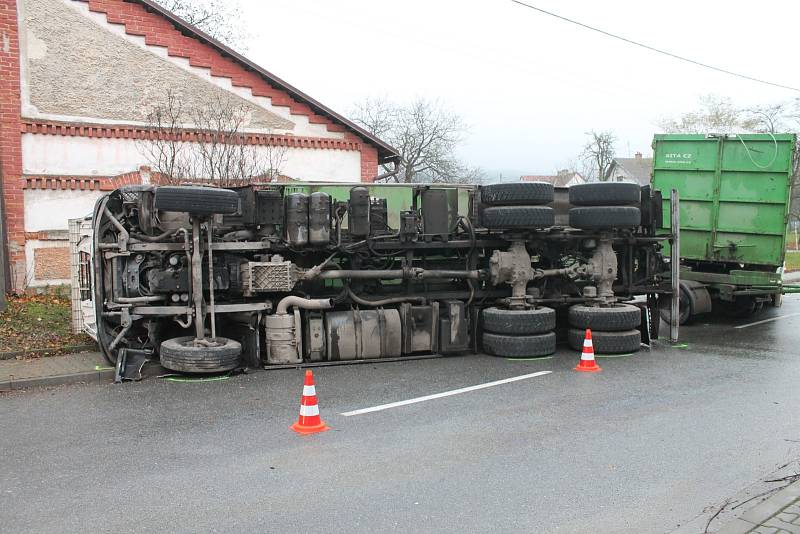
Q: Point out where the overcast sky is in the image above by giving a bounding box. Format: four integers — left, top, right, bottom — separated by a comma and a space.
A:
240, 0, 799, 180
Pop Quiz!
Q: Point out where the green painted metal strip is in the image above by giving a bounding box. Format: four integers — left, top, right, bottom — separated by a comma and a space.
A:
162, 375, 231, 383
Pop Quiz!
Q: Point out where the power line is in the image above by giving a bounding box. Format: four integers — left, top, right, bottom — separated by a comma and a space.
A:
510, 0, 800, 93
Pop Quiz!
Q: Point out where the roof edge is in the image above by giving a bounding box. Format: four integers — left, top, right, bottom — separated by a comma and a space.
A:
130, 0, 399, 163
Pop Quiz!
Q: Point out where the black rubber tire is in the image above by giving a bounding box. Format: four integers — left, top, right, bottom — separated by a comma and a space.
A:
567, 328, 641, 354
569, 182, 641, 206
482, 206, 555, 229
482, 306, 556, 335
569, 206, 641, 229
154, 186, 239, 216
481, 183, 554, 206
483, 332, 556, 358
568, 304, 641, 332
160, 336, 242, 373
658, 286, 693, 325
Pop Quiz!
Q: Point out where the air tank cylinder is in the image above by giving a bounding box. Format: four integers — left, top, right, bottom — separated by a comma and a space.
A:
349, 186, 370, 237
309, 192, 331, 246
285, 193, 309, 247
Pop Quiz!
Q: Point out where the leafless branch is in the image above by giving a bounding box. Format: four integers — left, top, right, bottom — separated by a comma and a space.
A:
154, 0, 250, 52
351, 97, 476, 184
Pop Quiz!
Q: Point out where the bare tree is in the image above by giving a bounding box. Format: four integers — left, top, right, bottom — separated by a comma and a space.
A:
351, 97, 476, 183
139, 90, 287, 186
658, 94, 759, 134
154, 0, 249, 51
581, 130, 616, 182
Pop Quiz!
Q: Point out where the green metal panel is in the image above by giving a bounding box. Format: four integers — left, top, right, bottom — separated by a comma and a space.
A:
653, 134, 796, 268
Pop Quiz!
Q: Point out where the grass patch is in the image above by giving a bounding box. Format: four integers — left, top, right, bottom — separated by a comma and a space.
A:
0, 294, 95, 357
786, 251, 800, 272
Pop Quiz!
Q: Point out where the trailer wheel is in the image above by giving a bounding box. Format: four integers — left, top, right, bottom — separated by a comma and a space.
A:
568, 304, 641, 331
569, 206, 641, 229
482, 206, 555, 229
569, 182, 641, 206
483, 332, 556, 358
482, 306, 556, 335
481, 182, 554, 206
160, 336, 242, 374
154, 186, 240, 216
658, 285, 693, 325
567, 328, 641, 354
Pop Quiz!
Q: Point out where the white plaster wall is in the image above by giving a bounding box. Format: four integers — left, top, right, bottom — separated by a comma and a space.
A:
24, 239, 72, 287
25, 188, 103, 232
22, 134, 362, 182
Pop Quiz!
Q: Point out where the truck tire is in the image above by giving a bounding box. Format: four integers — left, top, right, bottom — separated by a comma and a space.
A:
567, 328, 641, 354
481, 183, 554, 206
568, 303, 641, 331
658, 285, 693, 325
154, 186, 240, 216
482, 206, 555, 229
569, 206, 641, 229
482, 306, 556, 335
569, 183, 641, 206
483, 332, 556, 358
160, 336, 242, 374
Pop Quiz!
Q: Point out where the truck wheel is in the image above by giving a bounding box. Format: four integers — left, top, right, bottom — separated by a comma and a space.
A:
569, 206, 641, 229
482, 306, 556, 335
482, 206, 555, 229
160, 336, 242, 374
481, 183, 554, 206
658, 286, 693, 325
567, 329, 641, 354
568, 304, 641, 331
569, 183, 641, 206
154, 186, 240, 216
483, 332, 556, 358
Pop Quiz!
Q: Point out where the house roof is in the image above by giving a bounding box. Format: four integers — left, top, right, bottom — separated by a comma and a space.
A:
607, 157, 653, 186
132, 0, 399, 164
520, 172, 584, 187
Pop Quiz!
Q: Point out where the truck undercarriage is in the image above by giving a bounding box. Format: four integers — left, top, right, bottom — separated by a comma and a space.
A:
87, 181, 670, 375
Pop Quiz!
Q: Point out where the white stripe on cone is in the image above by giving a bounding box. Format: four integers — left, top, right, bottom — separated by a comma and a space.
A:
299, 404, 320, 417
583, 339, 592, 347
581, 351, 595, 361
303, 385, 316, 396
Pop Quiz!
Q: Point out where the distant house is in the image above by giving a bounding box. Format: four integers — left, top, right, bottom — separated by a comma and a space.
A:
605, 153, 653, 186
520, 169, 585, 187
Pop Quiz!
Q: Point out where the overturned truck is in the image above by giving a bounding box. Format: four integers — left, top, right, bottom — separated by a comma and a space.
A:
86, 181, 671, 373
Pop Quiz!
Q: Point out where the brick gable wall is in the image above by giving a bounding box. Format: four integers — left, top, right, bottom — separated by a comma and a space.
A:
0, 0, 25, 290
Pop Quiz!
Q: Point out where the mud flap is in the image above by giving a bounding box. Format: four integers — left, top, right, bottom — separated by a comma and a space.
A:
114, 349, 151, 383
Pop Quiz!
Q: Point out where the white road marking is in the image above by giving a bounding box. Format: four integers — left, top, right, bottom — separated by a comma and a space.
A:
340, 371, 552, 417
734, 312, 800, 329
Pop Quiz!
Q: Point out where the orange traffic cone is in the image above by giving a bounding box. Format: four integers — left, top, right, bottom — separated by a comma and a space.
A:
574, 329, 602, 373
290, 370, 330, 435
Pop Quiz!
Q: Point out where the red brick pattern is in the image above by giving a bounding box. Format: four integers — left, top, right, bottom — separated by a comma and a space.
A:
24, 169, 147, 191
81, 0, 348, 133
21, 119, 362, 151
360, 145, 379, 183
33, 247, 70, 280
0, 0, 25, 289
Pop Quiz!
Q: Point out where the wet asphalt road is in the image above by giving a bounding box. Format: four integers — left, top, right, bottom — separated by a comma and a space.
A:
3, 296, 800, 533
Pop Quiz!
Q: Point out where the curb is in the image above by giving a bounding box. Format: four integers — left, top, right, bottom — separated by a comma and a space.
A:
0, 344, 99, 361
0, 369, 114, 392
716, 480, 800, 533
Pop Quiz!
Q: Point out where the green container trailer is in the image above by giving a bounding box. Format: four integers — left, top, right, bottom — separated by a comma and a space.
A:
652, 133, 797, 323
